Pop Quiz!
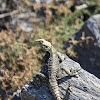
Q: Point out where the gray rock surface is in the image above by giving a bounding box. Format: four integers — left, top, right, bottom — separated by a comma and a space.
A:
32, 0, 67, 4
73, 0, 84, 5
12, 53, 100, 100
12, 90, 21, 100
31, 0, 84, 5
64, 14, 100, 78
68, 14, 100, 43
32, 0, 84, 5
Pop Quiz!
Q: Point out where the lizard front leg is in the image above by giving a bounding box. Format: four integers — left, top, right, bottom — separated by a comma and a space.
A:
57, 52, 68, 62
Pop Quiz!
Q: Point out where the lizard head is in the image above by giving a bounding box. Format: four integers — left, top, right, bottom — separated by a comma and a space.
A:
35, 39, 52, 51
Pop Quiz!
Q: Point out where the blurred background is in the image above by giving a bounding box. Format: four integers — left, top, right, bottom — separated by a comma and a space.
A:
0, 0, 100, 99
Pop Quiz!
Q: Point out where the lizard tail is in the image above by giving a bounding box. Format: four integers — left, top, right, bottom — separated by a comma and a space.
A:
48, 67, 61, 100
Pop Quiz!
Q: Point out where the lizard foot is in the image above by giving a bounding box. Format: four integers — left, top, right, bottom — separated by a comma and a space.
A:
69, 68, 81, 76
61, 67, 81, 77
32, 73, 49, 88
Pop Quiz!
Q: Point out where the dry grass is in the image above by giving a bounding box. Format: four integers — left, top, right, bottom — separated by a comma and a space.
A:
0, 24, 43, 99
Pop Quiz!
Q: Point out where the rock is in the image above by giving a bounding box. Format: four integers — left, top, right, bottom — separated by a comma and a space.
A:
75, 4, 88, 10
0, 0, 20, 31
0, 0, 85, 32
64, 14, 100, 78
32, 0, 67, 4
13, 53, 100, 100
73, 0, 84, 5
70, 14, 100, 43
13, 12, 36, 32
0, 0, 7, 9
12, 90, 21, 100
33, 0, 84, 5
0, 87, 6, 99
33, 0, 53, 4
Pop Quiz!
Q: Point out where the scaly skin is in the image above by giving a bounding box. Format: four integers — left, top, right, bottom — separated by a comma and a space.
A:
47, 47, 62, 100
35, 39, 80, 100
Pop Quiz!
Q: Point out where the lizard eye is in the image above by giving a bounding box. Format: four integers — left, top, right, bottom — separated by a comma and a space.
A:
41, 40, 43, 43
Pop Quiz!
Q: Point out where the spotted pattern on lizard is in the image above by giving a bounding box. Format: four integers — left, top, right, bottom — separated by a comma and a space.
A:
35, 39, 80, 100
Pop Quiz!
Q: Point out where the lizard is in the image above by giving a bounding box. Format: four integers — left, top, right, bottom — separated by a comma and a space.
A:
35, 39, 80, 100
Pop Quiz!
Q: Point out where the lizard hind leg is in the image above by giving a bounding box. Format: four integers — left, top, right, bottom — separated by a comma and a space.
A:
61, 67, 80, 76
36, 73, 49, 83
32, 73, 48, 88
